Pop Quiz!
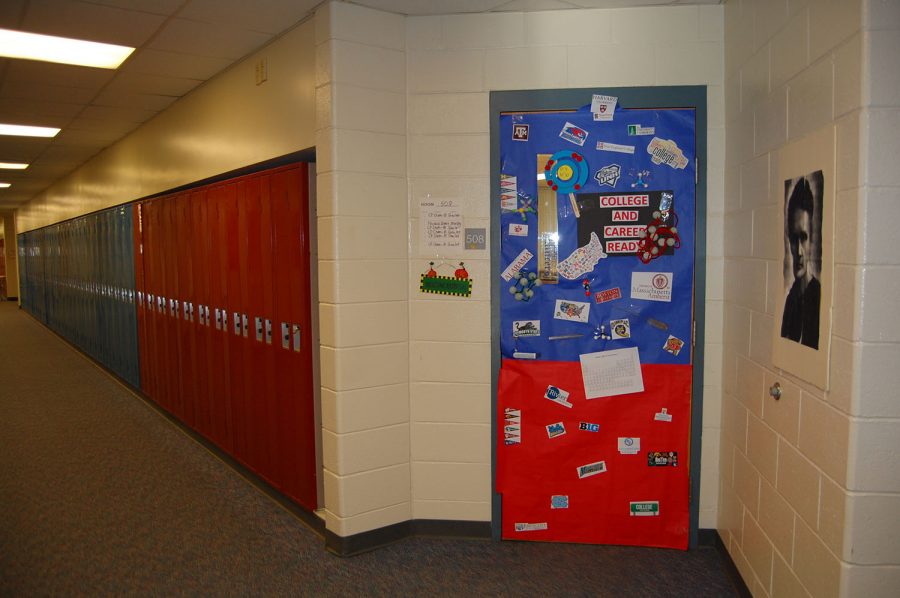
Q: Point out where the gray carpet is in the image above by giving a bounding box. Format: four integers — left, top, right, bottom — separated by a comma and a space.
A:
0, 302, 739, 596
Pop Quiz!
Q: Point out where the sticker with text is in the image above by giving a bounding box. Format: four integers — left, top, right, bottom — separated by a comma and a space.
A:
546, 422, 566, 439
579, 422, 600, 432
631, 271, 673, 302
663, 335, 684, 356
594, 164, 621, 187
627, 124, 655, 136
508, 222, 528, 237
544, 385, 573, 408
630, 501, 660, 516
618, 437, 641, 455
554, 299, 590, 323
591, 94, 617, 121
504, 408, 521, 445
512, 320, 540, 338
560, 121, 588, 146
558, 232, 607, 280
577, 460, 607, 479
515, 522, 548, 532
512, 123, 529, 141
596, 141, 635, 154
647, 137, 689, 169
647, 451, 678, 466
654, 408, 673, 422
501, 248, 533, 282
610, 318, 631, 340
594, 287, 622, 304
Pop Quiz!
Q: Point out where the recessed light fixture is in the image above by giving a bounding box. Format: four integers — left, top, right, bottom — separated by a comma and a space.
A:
0, 124, 61, 138
0, 162, 28, 169
0, 28, 134, 69
0, 183, 11, 188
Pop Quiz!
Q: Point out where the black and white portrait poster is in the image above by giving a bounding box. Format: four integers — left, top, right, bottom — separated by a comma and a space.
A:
772, 128, 833, 390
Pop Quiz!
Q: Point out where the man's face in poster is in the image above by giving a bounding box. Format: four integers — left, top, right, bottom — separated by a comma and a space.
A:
789, 207, 812, 283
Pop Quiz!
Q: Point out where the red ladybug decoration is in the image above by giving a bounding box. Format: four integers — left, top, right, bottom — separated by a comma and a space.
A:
426, 262, 437, 278
455, 262, 469, 279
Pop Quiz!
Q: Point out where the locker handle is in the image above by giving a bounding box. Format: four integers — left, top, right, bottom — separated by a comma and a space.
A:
183, 301, 190, 320
189, 302, 195, 322
255, 316, 263, 342
242, 313, 249, 337
281, 322, 290, 349
233, 312, 241, 335
215, 308, 222, 330
292, 324, 301, 352
265, 319, 272, 344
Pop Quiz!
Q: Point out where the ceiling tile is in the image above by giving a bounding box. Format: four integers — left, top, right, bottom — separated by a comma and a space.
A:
3, 60, 115, 90
178, 0, 320, 34
21, 0, 167, 47
147, 17, 274, 60
0, 0, 26, 28
79, 0, 185, 15
0, 79, 97, 107
0, 98, 84, 120
125, 48, 232, 81
0, 137, 53, 162
79, 104, 157, 124
350, 0, 511, 15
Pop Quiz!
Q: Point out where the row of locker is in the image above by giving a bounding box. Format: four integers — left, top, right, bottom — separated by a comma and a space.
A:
133, 163, 316, 510
17, 207, 141, 387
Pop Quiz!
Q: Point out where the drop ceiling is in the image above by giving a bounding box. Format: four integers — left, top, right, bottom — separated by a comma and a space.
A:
0, 0, 719, 211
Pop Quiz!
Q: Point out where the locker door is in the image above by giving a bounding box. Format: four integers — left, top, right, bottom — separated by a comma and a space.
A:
162, 195, 182, 418
134, 202, 151, 395
190, 188, 213, 440
207, 185, 234, 452
145, 200, 163, 405
176, 192, 197, 428
222, 184, 249, 463
271, 164, 317, 509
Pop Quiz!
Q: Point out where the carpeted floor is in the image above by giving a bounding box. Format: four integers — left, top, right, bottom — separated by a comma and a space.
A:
0, 302, 740, 596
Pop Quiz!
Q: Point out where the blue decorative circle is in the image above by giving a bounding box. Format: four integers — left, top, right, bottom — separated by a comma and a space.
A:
544, 150, 589, 193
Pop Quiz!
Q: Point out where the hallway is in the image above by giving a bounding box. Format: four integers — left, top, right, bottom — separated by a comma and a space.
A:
0, 302, 739, 596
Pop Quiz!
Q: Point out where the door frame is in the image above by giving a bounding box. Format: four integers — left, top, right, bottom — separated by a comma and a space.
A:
489, 86, 708, 548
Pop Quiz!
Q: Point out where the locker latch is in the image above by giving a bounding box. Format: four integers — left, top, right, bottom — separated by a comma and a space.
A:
183, 301, 190, 321
281, 322, 290, 349
255, 316, 263, 342
214, 308, 222, 330
241, 313, 249, 337
265, 319, 272, 344
198, 305, 205, 326
233, 312, 241, 335
189, 302, 195, 322
292, 324, 301, 352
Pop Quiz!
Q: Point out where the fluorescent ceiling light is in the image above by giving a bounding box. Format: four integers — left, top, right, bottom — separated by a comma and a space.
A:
0, 28, 134, 69
0, 124, 60, 138
0, 183, 11, 188
0, 162, 28, 169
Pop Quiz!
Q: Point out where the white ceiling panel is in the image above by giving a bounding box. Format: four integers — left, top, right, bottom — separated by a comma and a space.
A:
493, 0, 581, 11
0, 80, 98, 108
78, 104, 158, 124
4, 60, 115, 90
79, 0, 186, 15
351, 0, 511, 15
125, 48, 233, 81
101, 71, 203, 97
179, 0, 321, 34
147, 17, 274, 60
0, 98, 85, 120
90, 89, 178, 112
0, 137, 53, 161
0, 0, 27, 26
20, 0, 168, 46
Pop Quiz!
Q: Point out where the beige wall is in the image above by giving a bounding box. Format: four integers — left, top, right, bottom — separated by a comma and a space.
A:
719, 0, 900, 595
316, 0, 727, 535
16, 18, 316, 232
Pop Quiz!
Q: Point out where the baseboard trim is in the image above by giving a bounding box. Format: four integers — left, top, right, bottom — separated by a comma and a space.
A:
704, 529, 752, 598
326, 518, 492, 557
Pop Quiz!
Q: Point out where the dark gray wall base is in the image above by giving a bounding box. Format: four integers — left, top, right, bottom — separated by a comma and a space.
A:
6, 296, 17, 301
325, 519, 492, 557
703, 528, 751, 598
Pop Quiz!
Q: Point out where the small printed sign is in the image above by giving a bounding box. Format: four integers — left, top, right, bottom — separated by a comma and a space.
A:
546, 422, 566, 439
591, 94, 617, 121
630, 501, 660, 517
579, 422, 600, 432
501, 248, 533, 282
627, 124, 655, 136
610, 318, 631, 340
648, 451, 678, 466
631, 272, 673, 302
654, 408, 673, 422
560, 121, 588, 146
594, 164, 621, 187
551, 495, 569, 509
513, 320, 540, 338
515, 522, 548, 531
618, 437, 641, 455
596, 141, 635, 154
577, 460, 607, 479
594, 287, 622, 304
465, 228, 486, 250
553, 299, 590, 323
512, 123, 529, 141
545, 385, 573, 408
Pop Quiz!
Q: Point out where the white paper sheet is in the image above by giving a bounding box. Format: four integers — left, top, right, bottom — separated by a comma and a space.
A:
579, 347, 644, 399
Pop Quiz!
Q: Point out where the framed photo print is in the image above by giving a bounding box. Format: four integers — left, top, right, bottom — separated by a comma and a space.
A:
771, 127, 834, 390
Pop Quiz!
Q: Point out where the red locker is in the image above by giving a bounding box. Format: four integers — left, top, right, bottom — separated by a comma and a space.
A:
133, 203, 150, 397
207, 186, 234, 452
162, 195, 184, 420
271, 165, 317, 509
148, 198, 169, 412
175, 192, 197, 428
191, 188, 213, 441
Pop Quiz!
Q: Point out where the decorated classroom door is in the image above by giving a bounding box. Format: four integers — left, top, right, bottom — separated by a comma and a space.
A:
496, 96, 697, 549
